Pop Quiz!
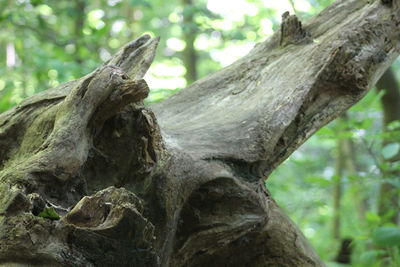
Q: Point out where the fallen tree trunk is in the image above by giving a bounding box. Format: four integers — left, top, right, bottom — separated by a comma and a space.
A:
0, 0, 399, 266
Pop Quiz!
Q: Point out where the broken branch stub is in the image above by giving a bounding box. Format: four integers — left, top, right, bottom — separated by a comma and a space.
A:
280, 11, 311, 46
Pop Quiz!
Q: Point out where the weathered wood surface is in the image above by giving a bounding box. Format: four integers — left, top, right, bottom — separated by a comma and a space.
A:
0, 0, 399, 266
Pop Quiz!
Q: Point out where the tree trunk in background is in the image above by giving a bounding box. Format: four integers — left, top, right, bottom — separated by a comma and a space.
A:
333, 123, 345, 240
181, 0, 198, 84
333, 114, 367, 235
74, 0, 86, 65
0, 1, 399, 266
332, 114, 363, 263
376, 68, 400, 224
332, 114, 365, 230
124, 1, 138, 41
343, 133, 367, 222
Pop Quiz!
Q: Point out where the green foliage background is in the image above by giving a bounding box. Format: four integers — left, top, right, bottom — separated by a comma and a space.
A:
0, 0, 399, 266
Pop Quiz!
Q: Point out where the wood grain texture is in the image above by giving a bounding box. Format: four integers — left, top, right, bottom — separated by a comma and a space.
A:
0, 1, 399, 266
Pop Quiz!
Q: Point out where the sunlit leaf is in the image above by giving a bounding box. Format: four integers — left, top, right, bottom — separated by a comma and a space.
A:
365, 212, 381, 224
387, 120, 400, 131
304, 176, 331, 187
382, 143, 400, 159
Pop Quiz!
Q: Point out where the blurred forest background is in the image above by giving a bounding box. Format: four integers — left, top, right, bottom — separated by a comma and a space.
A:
0, 0, 399, 266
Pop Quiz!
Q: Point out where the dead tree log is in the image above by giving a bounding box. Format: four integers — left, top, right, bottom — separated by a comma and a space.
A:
0, 0, 399, 266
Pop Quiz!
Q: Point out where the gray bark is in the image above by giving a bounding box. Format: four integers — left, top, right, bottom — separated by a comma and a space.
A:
0, 0, 399, 266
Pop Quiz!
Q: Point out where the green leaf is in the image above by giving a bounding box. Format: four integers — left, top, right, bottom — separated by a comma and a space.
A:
382, 178, 400, 188
387, 120, 400, 131
359, 249, 386, 264
38, 207, 60, 220
365, 212, 381, 224
382, 143, 400, 159
372, 227, 400, 247
304, 176, 331, 187
316, 126, 335, 137
130, 0, 152, 8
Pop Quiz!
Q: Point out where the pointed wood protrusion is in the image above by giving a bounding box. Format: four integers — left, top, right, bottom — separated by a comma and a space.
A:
280, 11, 311, 46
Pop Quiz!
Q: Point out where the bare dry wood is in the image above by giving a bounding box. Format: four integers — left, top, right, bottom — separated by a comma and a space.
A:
0, 0, 399, 266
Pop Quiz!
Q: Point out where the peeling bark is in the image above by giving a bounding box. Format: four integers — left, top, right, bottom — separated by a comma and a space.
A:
0, 0, 399, 266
